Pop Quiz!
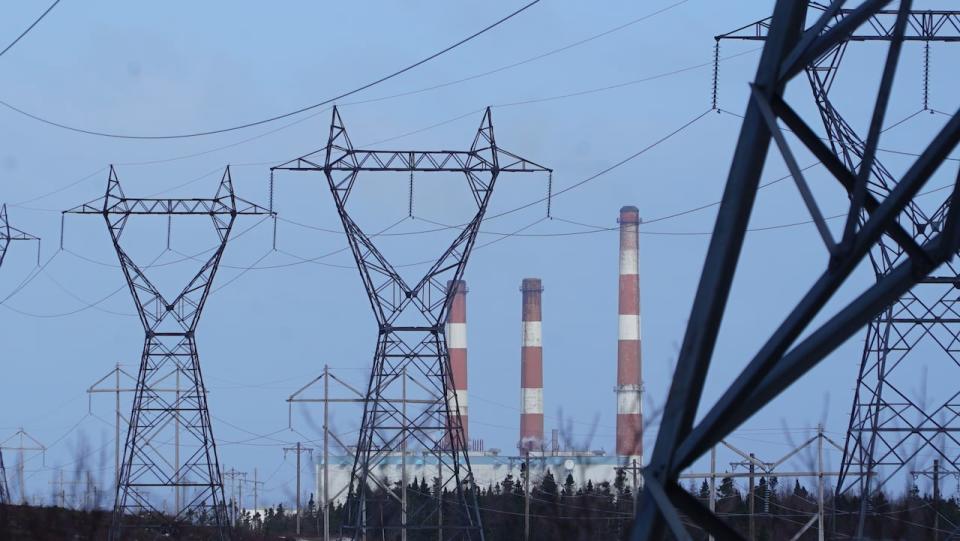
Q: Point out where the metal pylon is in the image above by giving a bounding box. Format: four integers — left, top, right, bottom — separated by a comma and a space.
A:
0, 203, 38, 507
634, 2, 960, 539
717, 2, 960, 533
0, 203, 39, 270
64, 166, 272, 539
0, 445, 9, 506
273, 107, 550, 540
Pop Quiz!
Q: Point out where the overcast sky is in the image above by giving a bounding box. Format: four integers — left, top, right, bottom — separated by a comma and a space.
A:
1, 0, 958, 507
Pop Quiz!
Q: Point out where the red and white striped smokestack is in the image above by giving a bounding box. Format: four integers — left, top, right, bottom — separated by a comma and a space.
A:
616, 206, 643, 459
446, 280, 469, 447
520, 278, 544, 453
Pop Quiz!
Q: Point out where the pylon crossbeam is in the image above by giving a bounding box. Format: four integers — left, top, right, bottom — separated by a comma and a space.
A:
64, 166, 270, 540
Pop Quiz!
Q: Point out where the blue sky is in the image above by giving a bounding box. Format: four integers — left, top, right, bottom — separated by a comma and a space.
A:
1, 0, 958, 507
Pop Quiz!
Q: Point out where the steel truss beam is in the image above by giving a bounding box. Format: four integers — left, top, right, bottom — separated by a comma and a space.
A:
65, 166, 271, 540
634, 1, 960, 539
718, 2, 960, 42
273, 107, 549, 540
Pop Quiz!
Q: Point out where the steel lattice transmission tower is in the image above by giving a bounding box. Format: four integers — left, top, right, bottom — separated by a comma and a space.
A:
65, 166, 271, 540
273, 107, 550, 540
0, 203, 38, 506
632, 2, 960, 540
0, 203, 39, 270
717, 2, 960, 533
0, 443, 9, 506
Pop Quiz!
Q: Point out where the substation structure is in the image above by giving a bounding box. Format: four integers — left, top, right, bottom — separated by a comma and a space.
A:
64, 166, 272, 540
716, 3, 960, 535
0, 204, 38, 506
634, 2, 960, 541
273, 106, 550, 540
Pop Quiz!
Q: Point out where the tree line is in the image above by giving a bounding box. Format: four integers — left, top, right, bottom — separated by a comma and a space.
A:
0, 469, 956, 539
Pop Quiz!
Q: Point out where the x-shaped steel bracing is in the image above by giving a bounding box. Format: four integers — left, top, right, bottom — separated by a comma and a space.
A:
273, 107, 549, 540
635, 2, 960, 540
65, 166, 271, 540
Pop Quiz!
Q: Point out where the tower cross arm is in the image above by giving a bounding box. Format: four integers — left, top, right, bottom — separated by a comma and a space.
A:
63, 196, 272, 216
272, 148, 551, 173
4, 225, 38, 241
717, 6, 960, 42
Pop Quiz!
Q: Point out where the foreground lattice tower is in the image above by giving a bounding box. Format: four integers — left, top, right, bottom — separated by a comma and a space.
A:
716, 3, 960, 530
65, 166, 271, 539
273, 107, 550, 540
633, 3, 960, 539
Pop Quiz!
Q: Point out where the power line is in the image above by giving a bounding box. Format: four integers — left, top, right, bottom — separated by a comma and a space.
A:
0, 1, 541, 140
0, 0, 62, 59
8, 45, 758, 209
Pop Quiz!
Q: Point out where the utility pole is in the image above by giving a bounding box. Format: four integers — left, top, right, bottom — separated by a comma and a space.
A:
283, 442, 313, 535
401, 367, 408, 541
524, 453, 530, 541
289, 365, 414, 541
615, 460, 643, 516
817, 424, 824, 541
87, 363, 185, 505
324, 367, 331, 541
709, 447, 716, 541
912, 459, 946, 541
223, 468, 247, 527
48, 470, 66, 508
245, 467, 264, 519
748, 453, 756, 541
0, 428, 45, 504
87, 364, 134, 494
934, 459, 940, 541
48, 471, 99, 510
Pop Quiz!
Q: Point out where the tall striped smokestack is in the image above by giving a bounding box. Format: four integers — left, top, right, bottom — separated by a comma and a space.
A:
446, 280, 469, 447
616, 206, 643, 459
520, 278, 544, 453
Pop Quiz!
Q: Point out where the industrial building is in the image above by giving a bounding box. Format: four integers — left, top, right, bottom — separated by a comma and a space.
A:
313, 205, 644, 502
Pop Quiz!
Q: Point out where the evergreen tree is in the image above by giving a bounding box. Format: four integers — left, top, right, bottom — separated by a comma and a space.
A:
793, 480, 808, 499
719, 477, 737, 500
699, 479, 710, 500
540, 470, 558, 500
562, 474, 575, 497
502, 473, 515, 496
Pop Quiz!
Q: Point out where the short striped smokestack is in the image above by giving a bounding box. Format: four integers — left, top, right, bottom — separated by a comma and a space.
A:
616, 206, 643, 459
445, 280, 469, 448
520, 278, 544, 454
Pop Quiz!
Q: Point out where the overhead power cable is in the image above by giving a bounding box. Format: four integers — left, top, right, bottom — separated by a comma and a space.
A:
0, 0, 541, 140
0, 0, 62, 59
9, 40, 755, 208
